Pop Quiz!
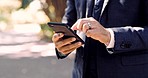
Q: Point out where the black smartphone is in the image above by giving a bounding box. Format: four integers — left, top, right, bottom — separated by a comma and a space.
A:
47, 22, 84, 44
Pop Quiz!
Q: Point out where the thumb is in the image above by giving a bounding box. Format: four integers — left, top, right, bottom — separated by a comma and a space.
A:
71, 24, 78, 30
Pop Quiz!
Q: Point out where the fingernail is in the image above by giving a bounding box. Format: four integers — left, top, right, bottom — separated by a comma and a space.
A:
71, 26, 74, 30
71, 26, 77, 30
72, 38, 76, 41
58, 33, 63, 36
78, 42, 82, 45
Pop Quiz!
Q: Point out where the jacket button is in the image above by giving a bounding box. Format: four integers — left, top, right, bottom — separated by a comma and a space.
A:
125, 43, 132, 48
120, 42, 132, 49
120, 43, 126, 49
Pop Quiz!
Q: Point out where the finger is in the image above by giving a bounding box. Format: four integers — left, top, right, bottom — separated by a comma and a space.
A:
59, 42, 82, 54
55, 37, 76, 48
52, 33, 64, 42
61, 48, 76, 55
71, 22, 78, 30
77, 19, 84, 31
82, 23, 91, 33
60, 42, 82, 52
63, 42, 82, 55
71, 19, 82, 30
71, 19, 87, 31
86, 29, 93, 37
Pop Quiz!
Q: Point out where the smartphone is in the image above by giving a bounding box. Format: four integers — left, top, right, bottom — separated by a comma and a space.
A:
47, 22, 84, 44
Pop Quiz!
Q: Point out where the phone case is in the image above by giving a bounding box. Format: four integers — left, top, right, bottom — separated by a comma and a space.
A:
47, 22, 84, 44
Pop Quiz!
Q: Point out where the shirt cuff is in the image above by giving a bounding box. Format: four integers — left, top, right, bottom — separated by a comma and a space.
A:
106, 28, 115, 48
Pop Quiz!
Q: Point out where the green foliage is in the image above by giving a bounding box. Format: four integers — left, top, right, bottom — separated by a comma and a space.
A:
0, 15, 6, 21
0, 11, 8, 22
40, 24, 54, 42
20, 0, 33, 9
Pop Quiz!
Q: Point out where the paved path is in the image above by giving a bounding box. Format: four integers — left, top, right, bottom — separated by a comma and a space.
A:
0, 31, 56, 57
0, 31, 74, 78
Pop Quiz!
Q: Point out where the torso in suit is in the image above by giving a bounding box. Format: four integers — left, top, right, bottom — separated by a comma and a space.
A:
58, 0, 148, 78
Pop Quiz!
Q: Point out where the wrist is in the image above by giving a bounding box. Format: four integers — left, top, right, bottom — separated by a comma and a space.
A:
105, 28, 115, 48
104, 29, 111, 46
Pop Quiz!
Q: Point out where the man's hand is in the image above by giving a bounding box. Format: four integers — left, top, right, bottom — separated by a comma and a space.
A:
71, 17, 111, 45
52, 33, 83, 55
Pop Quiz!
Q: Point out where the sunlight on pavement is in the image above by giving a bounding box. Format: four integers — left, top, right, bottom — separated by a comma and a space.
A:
13, 24, 41, 34
0, 0, 54, 59
0, 42, 56, 59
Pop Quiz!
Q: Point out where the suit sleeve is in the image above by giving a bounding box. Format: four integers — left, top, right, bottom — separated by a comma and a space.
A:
56, 0, 77, 59
62, 0, 77, 26
107, 0, 148, 54
109, 26, 148, 54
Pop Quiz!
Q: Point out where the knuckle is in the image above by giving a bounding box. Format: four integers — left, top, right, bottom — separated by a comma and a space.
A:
52, 34, 58, 42
66, 44, 76, 50
74, 42, 80, 47
56, 42, 63, 47
78, 19, 82, 22
78, 19, 85, 23
62, 49, 71, 55
58, 48, 64, 52
54, 43, 59, 48
52, 37, 56, 42
63, 51, 69, 54
83, 24, 88, 30
66, 45, 72, 50
86, 31, 91, 37
76, 45, 81, 49
81, 20, 85, 24
89, 17, 94, 20
53, 33, 58, 38
83, 23, 87, 27
56, 48, 61, 52
65, 38, 75, 43
86, 30, 90, 34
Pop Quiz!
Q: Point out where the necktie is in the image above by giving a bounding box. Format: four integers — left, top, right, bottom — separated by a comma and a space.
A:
77, 0, 105, 43
85, 1, 105, 77
93, 0, 104, 20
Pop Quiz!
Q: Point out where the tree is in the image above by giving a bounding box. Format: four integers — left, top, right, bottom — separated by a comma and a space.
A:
20, 0, 66, 22
45, 0, 66, 22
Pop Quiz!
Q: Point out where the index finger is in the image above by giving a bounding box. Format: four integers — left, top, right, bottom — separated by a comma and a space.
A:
71, 18, 91, 31
71, 19, 86, 30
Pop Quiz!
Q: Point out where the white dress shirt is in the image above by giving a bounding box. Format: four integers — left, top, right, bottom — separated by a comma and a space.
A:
106, 29, 115, 48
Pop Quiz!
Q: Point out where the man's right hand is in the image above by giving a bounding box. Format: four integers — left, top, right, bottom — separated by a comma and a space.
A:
52, 33, 83, 55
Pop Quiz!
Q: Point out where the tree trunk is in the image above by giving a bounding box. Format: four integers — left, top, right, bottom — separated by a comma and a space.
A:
43, 0, 66, 22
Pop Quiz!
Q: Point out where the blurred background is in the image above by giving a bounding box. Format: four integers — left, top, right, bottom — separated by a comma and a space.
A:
0, 0, 75, 78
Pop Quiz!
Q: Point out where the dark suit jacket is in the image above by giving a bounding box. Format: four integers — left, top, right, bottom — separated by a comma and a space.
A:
57, 0, 148, 78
